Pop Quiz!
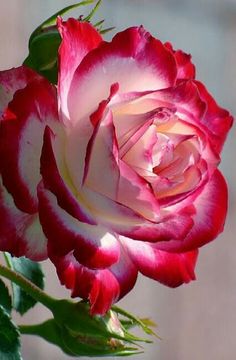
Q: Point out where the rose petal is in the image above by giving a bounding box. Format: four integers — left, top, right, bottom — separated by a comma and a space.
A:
83, 109, 120, 200
0, 66, 40, 116
119, 209, 194, 242
122, 237, 198, 287
57, 18, 102, 122
50, 246, 138, 315
68, 26, 177, 123
122, 124, 157, 176
0, 177, 47, 260
41, 126, 95, 225
38, 183, 120, 269
0, 77, 59, 213
165, 42, 196, 80
195, 80, 233, 153
149, 80, 206, 125
156, 169, 228, 252
117, 160, 160, 222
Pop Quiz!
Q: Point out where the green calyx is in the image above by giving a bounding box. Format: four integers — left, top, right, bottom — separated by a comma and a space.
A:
20, 299, 157, 357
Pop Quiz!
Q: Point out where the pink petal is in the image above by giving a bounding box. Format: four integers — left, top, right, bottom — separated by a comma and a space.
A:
51, 253, 120, 315
0, 177, 47, 260
68, 26, 177, 124
50, 246, 138, 315
165, 42, 196, 80
0, 66, 40, 116
78, 185, 150, 230
156, 169, 228, 252
122, 236, 198, 287
38, 183, 120, 270
149, 80, 206, 125
90, 82, 119, 127
83, 107, 120, 201
155, 165, 202, 204
83, 92, 160, 223
57, 17, 102, 121
0, 78, 59, 213
117, 110, 156, 158
117, 160, 160, 222
65, 83, 118, 192
90, 246, 138, 314
195, 80, 233, 153
119, 209, 194, 242
122, 124, 157, 177
41, 126, 95, 225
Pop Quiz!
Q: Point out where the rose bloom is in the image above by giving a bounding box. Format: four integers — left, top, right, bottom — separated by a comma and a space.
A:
0, 19, 233, 314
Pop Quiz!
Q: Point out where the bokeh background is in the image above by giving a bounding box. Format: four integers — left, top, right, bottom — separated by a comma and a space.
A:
0, 1, 236, 359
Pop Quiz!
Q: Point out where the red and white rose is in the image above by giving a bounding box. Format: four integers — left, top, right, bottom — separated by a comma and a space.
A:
0, 18, 232, 314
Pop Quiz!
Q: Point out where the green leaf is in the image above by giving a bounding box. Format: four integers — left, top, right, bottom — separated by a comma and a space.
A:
0, 305, 22, 360
5, 254, 44, 315
0, 278, 12, 314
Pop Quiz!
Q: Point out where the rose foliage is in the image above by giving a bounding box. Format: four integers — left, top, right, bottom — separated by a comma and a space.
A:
0, 17, 233, 315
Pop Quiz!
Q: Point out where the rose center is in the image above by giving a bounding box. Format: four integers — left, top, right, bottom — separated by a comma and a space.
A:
114, 106, 203, 202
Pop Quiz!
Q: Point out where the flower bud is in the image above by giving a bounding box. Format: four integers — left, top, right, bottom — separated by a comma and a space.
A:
36, 300, 154, 356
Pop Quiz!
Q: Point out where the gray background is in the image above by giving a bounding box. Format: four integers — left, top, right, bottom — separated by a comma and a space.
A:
0, 1, 236, 359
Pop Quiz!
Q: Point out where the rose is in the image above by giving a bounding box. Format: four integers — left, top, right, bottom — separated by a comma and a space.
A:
0, 18, 232, 315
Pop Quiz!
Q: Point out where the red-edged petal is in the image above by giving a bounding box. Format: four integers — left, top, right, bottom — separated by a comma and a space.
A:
83, 108, 120, 200
68, 26, 177, 123
122, 236, 198, 287
0, 78, 59, 213
90, 246, 138, 314
195, 80, 233, 153
38, 183, 120, 269
51, 253, 119, 315
0, 66, 40, 116
156, 169, 228, 252
50, 246, 138, 315
149, 80, 206, 125
118, 209, 194, 242
41, 126, 96, 225
116, 109, 158, 157
122, 123, 157, 177
85, 130, 160, 222
83, 94, 160, 223
165, 42, 196, 80
80, 183, 194, 244
57, 17, 102, 121
117, 160, 160, 222
0, 177, 47, 260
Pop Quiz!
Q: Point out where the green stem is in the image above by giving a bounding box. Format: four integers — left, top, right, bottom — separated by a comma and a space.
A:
0, 263, 56, 312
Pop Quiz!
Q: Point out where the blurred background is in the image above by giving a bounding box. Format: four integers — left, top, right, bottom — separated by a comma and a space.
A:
0, 0, 236, 359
